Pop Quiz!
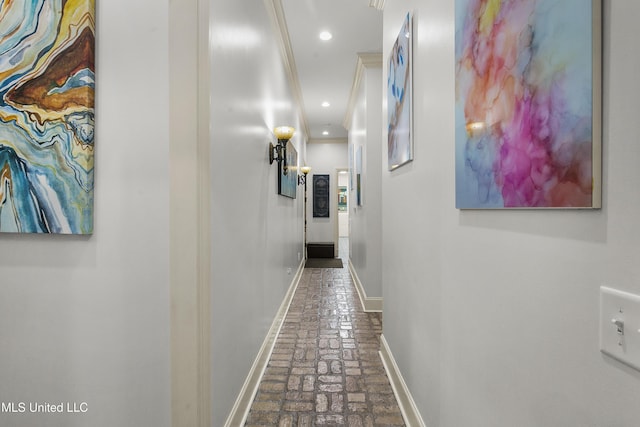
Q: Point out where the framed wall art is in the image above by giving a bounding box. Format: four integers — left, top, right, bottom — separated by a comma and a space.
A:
0, 0, 96, 233
455, 0, 602, 209
387, 12, 413, 171
278, 139, 298, 199
312, 174, 330, 218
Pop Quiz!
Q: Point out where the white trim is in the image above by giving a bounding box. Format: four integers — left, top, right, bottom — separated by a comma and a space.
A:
368, 0, 386, 11
379, 335, 427, 427
591, 0, 602, 208
264, 0, 310, 140
224, 259, 306, 427
343, 53, 383, 130
196, 0, 212, 422
348, 259, 383, 312
169, 0, 211, 425
308, 137, 348, 145
333, 168, 348, 257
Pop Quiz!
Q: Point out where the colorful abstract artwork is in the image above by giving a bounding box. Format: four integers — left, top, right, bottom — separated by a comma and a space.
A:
0, 0, 95, 233
455, 0, 601, 208
278, 140, 297, 199
387, 12, 413, 171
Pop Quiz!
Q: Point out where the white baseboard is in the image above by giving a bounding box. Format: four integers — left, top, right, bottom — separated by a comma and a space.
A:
379, 334, 427, 427
348, 259, 383, 312
223, 259, 306, 427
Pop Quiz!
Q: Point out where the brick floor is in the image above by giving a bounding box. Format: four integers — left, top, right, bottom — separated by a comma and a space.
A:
245, 239, 405, 427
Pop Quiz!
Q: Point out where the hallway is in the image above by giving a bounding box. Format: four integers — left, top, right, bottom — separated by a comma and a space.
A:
245, 239, 405, 426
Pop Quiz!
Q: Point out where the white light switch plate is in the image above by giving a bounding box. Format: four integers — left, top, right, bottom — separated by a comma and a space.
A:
600, 286, 640, 371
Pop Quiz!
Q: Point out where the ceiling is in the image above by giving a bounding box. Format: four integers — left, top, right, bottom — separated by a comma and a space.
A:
280, 0, 383, 141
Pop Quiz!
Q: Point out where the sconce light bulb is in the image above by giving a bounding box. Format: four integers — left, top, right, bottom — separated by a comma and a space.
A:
274, 126, 295, 140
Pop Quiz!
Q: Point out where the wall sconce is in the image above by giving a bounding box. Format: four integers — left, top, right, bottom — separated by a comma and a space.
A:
269, 126, 295, 175
298, 166, 311, 185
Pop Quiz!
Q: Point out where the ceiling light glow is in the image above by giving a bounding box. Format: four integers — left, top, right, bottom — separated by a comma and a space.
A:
319, 31, 333, 41
321, 101, 330, 107
211, 26, 262, 49
322, 131, 329, 136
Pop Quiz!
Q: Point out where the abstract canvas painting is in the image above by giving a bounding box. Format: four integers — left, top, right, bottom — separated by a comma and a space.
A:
0, 0, 95, 233
455, 0, 601, 209
278, 140, 297, 199
387, 12, 413, 171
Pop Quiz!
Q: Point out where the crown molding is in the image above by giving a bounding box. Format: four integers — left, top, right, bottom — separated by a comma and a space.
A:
264, 0, 311, 141
343, 52, 383, 130
368, 0, 386, 11
308, 137, 348, 145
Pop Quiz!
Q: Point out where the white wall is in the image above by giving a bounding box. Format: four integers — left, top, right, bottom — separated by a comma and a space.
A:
306, 140, 348, 250
349, 63, 383, 298
382, 2, 640, 426
0, 1, 171, 426
208, 1, 305, 425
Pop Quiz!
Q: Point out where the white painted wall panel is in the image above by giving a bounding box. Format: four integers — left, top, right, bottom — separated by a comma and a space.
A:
0, 1, 171, 426
349, 66, 383, 298
382, 1, 640, 426
208, 1, 305, 425
306, 141, 348, 248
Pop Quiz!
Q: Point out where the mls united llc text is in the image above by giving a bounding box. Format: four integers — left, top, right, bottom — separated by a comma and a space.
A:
1, 402, 88, 414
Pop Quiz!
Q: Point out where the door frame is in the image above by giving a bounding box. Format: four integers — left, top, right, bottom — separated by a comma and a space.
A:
334, 167, 349, 256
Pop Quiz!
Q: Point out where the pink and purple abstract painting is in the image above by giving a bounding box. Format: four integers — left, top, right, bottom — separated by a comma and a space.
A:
455, 0, 601, 208
0, 0, 95, 233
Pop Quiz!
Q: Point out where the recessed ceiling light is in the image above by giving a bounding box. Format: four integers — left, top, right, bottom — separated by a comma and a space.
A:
319, 31, 333, 41
322, 131, 329, 136
321, 101, 330, 107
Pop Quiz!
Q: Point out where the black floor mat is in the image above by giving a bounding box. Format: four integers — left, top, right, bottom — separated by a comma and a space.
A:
305, 258, 344, 268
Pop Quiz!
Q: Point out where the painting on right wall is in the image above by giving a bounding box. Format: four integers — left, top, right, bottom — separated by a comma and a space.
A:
455, 0, 601, 209
387, 12, 413, 171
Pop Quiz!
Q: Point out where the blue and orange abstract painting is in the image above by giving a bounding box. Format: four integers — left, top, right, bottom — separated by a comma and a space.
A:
0, 0, 95, 233
455, 0, 601, 208
387, 12, 413, 171
278, 140, 298, 199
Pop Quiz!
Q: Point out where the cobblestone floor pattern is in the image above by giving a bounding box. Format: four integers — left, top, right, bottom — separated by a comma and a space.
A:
245, 242, 405, 427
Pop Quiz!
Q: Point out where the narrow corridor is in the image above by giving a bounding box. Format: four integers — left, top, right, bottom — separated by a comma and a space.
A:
245, 239, 405, 426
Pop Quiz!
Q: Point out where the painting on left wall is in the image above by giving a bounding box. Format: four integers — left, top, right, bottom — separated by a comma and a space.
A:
278, 140, 298, 199
0, 0, 95, 234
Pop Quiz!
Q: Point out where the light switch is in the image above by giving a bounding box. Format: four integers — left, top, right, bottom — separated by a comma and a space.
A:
600, 286, 640, 371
